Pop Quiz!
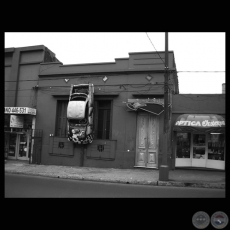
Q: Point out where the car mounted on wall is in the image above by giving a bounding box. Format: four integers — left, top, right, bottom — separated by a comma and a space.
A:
67, 83, 94, 144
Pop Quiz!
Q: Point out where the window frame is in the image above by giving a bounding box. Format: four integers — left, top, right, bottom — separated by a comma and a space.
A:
55, 100, 68, 137
55, 98, 113, 140
94, 99, 113, 140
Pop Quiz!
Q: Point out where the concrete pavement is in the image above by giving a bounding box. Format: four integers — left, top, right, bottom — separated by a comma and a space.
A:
4, 160, 225, 189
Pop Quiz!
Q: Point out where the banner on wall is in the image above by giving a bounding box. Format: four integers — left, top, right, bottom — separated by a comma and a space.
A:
10, 115, 24, 128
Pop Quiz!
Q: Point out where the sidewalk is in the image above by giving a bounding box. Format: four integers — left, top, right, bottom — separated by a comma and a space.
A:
4, 160, 225, 189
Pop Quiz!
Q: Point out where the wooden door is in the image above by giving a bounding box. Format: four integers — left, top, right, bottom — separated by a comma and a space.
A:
135, 113, 159, 168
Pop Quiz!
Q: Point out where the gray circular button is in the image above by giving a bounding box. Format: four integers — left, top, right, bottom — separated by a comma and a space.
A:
192, 211, 210, 229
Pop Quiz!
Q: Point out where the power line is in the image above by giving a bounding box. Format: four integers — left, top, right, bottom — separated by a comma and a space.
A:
145, 32, 165, 64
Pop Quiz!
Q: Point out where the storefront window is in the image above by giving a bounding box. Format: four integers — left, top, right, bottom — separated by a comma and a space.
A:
208, 133, 225, 161
176, 133, 191, 158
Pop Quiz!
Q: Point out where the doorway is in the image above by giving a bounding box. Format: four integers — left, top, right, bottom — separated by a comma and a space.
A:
135, 113, 159, 168
191, 133, 207, 167
18, 133, 29, 160
175, 133, 207, 167
8, 133, 17, 159
6, 133, 29, 160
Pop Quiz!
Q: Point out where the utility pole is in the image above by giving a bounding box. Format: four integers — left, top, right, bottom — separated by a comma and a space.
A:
159, 32, 169, 181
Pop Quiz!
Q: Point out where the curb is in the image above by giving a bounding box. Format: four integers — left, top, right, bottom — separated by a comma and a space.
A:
5, 170, 225, 189
158, 181, 225, 189
5, 170, 158, 186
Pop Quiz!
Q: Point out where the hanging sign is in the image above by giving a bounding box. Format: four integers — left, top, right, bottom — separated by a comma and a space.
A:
10, 115, 24, 128
126, 98, 170, 115
5, 107, 36, 115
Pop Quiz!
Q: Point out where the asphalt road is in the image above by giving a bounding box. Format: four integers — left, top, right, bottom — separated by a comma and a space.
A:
5, 173, 225, 198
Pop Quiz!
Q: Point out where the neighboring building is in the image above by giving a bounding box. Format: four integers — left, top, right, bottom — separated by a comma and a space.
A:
4, 45, 225, 170
171, 94, 225, 170
4, 45, 61, 163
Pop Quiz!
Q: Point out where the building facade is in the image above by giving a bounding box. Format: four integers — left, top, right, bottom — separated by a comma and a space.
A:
4, 45, 60, 163
35, 50, 178, 169
171, 94, 225, 170
4, 45, 225, 170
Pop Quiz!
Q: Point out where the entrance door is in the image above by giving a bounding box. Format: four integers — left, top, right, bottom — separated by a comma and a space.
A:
175, 132, 192, 167
191, 133, 207, 167
7, 133, 29, 160
8, 133, 18, 159
135, 113, 159, 168
17, 133, 29, 160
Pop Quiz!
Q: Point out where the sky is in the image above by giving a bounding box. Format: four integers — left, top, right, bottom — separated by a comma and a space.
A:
4, 32, 225, 94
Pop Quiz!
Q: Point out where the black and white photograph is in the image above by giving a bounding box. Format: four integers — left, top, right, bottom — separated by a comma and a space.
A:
4, 32, 225, 200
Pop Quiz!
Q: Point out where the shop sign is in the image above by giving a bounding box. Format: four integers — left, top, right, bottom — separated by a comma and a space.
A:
175, 120, 225, 127
126, 98, 169, 116
10, 115, 24, 128
5, 107, 36, 115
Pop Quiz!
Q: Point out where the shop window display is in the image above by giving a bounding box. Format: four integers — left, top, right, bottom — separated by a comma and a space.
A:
176, 133, 191, 158
208, 133, 225, 161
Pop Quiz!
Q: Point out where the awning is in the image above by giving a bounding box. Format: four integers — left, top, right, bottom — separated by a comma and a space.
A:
173, 114, 225, 133
126, 98, 170, 115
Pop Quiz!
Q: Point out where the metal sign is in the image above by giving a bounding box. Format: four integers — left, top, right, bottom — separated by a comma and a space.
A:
126, 99, 171, 116
5, 107, 36, 115
10, 115, 24, 128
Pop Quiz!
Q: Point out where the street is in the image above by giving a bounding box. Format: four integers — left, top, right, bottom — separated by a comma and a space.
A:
5, 173, 225, 198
